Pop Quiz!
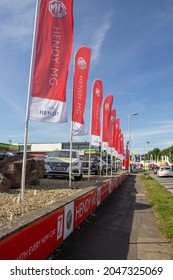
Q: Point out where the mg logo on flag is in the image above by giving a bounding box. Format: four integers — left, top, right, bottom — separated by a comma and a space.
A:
105, 103, 109, 110
95, 88, 100, 97
77, 57, 87, 70
48, 0, 67, 18
110, 115, 115, 122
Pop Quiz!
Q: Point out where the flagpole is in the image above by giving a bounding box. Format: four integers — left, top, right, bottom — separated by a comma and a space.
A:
106, 151, 108, 176
100, 147, 102, 178
100, 97, 105, 178
69, 47, 77, 189
21, 0, 40, 200
69, 122, 73, 188
88, 80, 95, 182
100, 126, 103, 178
88, 142, 91, 181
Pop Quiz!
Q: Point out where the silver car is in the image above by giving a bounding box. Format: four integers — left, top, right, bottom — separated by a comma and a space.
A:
44, 149, 83, 180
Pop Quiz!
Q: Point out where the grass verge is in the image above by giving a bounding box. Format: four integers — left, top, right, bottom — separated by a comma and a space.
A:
140, 174, 173, 240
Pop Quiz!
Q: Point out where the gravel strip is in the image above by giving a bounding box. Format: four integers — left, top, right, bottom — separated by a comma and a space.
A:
0, 176, 105, 225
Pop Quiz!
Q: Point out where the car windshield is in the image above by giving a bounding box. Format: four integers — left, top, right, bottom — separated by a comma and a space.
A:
6, 152, 14, 157
49, 150, 78, 158
160, 167, 170, 170
83, 156, 99, 161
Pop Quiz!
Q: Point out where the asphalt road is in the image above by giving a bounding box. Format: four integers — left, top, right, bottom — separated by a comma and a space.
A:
150, 172, 173, 194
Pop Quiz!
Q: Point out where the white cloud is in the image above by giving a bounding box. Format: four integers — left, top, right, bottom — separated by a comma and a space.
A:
91, 13, 112, 63
0, 0, 33, 10
131, 120, 173, 151
133, 120, 173, 139
0, 0, 35, 49
125, 66, 173, 89
1, 94, 24, 116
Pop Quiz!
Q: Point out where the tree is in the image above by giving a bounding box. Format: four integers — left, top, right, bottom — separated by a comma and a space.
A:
145, 146, 173, 163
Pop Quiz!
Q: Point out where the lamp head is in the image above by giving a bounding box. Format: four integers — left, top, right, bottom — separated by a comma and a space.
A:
132, 113, 139, 116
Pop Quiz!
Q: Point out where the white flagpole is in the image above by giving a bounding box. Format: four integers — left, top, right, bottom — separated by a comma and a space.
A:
88, 142, 91, 181
106, 150, 108, 176
100, 99, 104, 178
21, 0, 40, 200
100, 136, 103, 178
111, 154, 113, 176
69, 122, 73, 188
69, 47, 77, 189
100, 146, 102, 177
88, 80, 95, 181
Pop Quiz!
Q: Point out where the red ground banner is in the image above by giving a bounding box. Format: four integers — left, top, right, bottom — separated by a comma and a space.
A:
0, 207, 64, 260
74, 189, 98, 229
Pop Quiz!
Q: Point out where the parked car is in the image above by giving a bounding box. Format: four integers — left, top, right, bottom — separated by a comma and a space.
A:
44, 149, 83, 180
101, 159, 111, 174
0, 151, 15, 160
148, 163, 159, 170
82, 155, 100, 175
82, 155, 110, 175
157, 166, 173, 177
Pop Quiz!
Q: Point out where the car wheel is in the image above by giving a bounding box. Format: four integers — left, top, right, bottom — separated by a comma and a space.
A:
74, 175, 82, 181
94, 170, 99, 175
100, 169, 104, 175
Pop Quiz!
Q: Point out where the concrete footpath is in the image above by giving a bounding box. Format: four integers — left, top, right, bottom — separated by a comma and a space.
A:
50, 174, 173, 260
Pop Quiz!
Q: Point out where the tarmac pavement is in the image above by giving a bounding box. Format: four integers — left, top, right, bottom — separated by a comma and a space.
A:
49, 174, 173, 260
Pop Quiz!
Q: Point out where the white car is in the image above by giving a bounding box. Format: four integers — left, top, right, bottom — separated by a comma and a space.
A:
157, 166, 173, 177
44, 149, 83, 180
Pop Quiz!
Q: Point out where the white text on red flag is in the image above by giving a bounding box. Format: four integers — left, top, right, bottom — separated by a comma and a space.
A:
72, 46, 91, 136
101, 95, 113, 150
90, 80, 103, 146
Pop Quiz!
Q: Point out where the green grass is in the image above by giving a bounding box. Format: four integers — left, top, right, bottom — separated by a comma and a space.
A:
140, 174, 173, 240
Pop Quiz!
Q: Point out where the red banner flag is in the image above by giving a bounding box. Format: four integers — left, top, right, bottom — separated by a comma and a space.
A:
117, 129, 122, 156
72, 46, 91, 136
114, 118, 120, 154
29, 0, 74, 123
108, 109, 116, 154
120, 133, 124, 157
101, 95, 113, 150
90, 80, 103, 146
123, 141, 130, 169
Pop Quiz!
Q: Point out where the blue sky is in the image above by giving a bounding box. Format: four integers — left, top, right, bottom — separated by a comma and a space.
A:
0, 0, 173, 155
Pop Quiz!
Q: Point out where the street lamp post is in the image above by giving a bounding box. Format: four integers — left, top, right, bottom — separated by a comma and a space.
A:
128, 113, 139, 173
146, 141, 150, 159
144, 141, 150, 169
